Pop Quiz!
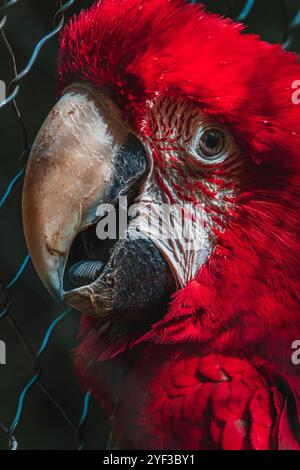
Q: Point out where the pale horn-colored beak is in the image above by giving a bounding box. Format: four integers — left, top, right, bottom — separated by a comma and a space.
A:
22, 84, 132, 301
23, 83, 176, 322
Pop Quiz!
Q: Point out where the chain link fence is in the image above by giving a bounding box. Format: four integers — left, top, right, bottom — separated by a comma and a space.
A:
0, 0, 299, 450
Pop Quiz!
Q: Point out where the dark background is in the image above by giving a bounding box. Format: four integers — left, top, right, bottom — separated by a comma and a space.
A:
0, 0, 299, 450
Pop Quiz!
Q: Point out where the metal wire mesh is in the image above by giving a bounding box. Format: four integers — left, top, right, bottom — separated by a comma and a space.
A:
0, 0, 93, 450
0, 0, 299, 451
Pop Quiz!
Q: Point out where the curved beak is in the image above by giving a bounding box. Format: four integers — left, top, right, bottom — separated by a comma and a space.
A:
22, 85, 128, 301
22, 84, 175, 321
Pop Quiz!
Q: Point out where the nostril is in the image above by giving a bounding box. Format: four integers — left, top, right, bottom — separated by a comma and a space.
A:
68, 260, 104, 287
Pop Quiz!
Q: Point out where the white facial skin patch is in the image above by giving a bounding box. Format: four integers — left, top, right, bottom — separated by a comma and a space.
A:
133, 94, 241, 287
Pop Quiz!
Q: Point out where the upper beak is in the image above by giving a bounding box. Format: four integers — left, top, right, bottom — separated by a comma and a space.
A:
22, 84, 129, 301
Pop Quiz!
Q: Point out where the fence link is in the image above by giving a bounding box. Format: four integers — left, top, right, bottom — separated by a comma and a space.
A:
0, 0, 299, 450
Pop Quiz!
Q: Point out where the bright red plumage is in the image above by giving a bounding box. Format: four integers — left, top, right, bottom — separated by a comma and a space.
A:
58, 0, 300, 449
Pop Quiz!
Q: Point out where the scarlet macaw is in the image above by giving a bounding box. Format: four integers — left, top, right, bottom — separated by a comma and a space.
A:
22, 0, 300, 449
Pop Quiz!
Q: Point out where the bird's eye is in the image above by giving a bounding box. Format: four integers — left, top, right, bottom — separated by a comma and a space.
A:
196, 128, 226, 160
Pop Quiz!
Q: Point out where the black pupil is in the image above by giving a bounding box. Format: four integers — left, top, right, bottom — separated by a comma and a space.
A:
204, 131, 220, 150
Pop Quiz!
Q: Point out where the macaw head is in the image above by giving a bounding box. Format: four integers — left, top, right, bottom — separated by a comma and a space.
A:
23, 0, 300, 361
